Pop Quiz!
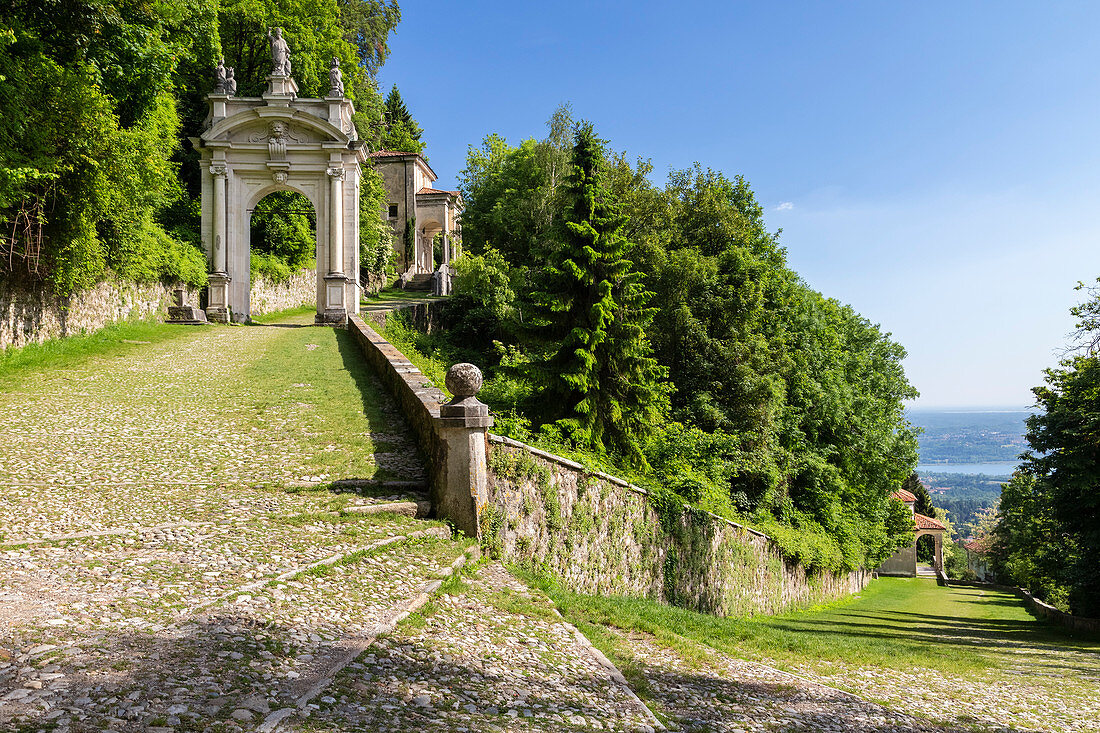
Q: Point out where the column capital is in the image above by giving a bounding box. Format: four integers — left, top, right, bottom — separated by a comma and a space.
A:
326, 166, 346, 180
210, 163, 228, 178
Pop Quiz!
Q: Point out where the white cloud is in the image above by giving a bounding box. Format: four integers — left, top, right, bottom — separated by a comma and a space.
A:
775, 201, 794, 211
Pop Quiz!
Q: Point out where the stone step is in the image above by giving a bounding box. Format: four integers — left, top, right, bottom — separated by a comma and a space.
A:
328, 478, 428, 492
344, 500, 432, 518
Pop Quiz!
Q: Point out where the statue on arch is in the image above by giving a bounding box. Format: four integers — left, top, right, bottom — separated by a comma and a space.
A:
328, 56, 344, 97
214, 58, 227, 93
225, 66, 237, 96
267, 27, 292, 76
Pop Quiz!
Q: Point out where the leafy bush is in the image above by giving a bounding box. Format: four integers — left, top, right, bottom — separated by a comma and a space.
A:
250, 251, 294, 285
441, 250, 517, 348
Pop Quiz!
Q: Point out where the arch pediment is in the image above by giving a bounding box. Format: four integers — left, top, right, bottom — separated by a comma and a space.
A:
202, 108, 350, 147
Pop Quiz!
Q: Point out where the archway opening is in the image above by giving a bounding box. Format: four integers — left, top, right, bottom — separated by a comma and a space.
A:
916, 533, 937, 565
249, 191, 317, 283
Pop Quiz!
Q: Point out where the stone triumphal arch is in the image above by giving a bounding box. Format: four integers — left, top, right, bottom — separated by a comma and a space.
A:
190, 38, 365, 324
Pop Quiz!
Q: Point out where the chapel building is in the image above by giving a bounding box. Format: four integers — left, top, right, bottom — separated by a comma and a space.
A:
370, 150, 462, 278
876, 487, 947, 577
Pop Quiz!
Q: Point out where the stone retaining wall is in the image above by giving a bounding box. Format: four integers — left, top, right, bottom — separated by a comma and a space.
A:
249, 269, 316, 316
949, 579, 1100, 633
485, 435, 870, 617
0, 280, 199, 351
1020, 589, 1100, 632
1, 270, 319, 350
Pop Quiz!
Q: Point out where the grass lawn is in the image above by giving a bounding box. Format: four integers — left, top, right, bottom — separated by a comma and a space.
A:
531, 574, 1100, 677
361, 287, 444, 308
0, 317, 203, 388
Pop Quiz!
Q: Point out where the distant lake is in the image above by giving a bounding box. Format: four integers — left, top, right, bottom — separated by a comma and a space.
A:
917, 462, 1017, 476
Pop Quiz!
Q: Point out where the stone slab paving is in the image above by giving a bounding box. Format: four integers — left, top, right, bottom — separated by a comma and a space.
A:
0, 528, 470, 731
0, 315, 425, 491
309, 563, 660, 732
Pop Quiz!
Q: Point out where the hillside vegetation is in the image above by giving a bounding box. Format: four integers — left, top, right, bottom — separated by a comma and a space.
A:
392, 108, 920, 574
990, 280, 1100, 616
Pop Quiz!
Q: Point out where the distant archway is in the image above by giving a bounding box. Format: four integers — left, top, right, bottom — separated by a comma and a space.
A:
249, 190, 317, 280
191, 69, 366, 323
916, 534, 936, 564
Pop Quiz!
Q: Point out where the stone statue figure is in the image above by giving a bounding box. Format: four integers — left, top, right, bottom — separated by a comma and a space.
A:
328, 56, 344, 97
214, 58, 227, 93
224, 67, 237, 96
267, 27, 292, 76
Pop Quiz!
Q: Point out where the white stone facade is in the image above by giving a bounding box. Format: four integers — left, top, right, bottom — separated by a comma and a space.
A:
190, 73, 366, 324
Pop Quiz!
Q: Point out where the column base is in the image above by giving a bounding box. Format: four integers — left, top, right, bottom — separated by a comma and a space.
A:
205, 272, 231, 324
205, 307, 230, 324
320, 274, 348, 326
315, 309, 347, 326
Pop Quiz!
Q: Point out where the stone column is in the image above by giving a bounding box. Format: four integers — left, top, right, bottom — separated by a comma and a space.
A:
318, 165, 348, 325
211, 163, 228, 274
436, 363, 494, 538
327, 166, 344, 276
443, 202, 452, 266
206, 163, 231, 323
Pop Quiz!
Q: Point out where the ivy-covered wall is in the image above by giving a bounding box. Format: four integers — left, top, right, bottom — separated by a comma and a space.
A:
485, 435, 870, 617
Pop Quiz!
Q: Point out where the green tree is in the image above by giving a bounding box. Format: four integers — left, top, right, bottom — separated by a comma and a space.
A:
358, 166, 395, 289
1018, 304, 1100, 614
249, 191, 315, 282
458, 105, 575, 268
529, 122, 666, 464
992, 472, 1071, 609
0, 0, 210, 294
380, 84, 424, 153
337, 0, 400, 77
905, 473, 938, 518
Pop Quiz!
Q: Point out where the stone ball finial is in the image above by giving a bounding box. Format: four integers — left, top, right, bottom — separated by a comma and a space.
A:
445, 363, 483, 398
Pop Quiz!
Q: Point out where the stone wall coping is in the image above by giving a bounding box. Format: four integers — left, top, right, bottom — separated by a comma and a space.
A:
487, 432, 771, 541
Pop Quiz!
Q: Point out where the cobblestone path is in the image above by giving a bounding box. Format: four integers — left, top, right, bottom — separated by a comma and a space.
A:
0, 315, 476, 731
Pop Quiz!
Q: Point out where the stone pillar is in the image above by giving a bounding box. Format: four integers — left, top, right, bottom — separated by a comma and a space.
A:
436, 363, 494, 538
211, 164, 227, 274
206, 163, 231, 323
442, 203, 452, 266
328, 166, 344, 276
318, 165, 348, 325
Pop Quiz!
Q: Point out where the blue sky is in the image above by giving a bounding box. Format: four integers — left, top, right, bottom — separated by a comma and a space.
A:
377, 2, 1100, 408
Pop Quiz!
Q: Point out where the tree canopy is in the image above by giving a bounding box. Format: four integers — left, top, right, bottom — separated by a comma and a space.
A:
380, 84, 424, 153
0, 0, 403, 293
438, 107, 920, 572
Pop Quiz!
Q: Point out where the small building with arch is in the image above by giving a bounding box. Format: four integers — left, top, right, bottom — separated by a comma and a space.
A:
877, 487, 947, 577
370, 150, 462, 278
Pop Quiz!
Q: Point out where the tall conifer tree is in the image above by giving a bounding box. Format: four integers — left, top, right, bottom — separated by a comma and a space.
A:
531, 122, 665, 463
381, 84, 424, 152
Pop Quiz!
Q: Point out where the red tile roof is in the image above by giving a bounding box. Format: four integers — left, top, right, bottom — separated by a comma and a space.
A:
892, 489, 917, 503
965, 536, 993, 554
914, 513, 946, 530
417, 187, 459, 196
369, 150, 419, 158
